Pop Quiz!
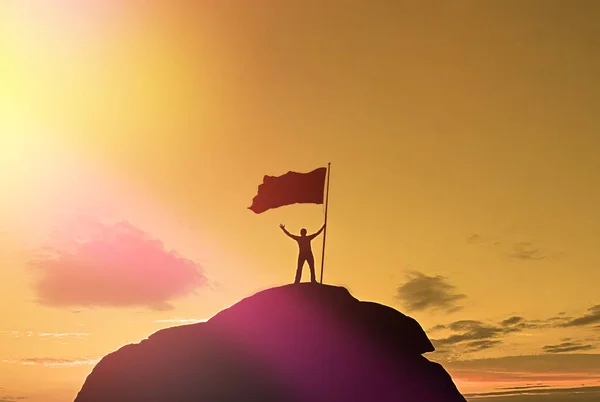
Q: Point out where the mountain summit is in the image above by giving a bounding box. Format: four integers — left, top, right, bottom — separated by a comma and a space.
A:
74, 283, 466, 401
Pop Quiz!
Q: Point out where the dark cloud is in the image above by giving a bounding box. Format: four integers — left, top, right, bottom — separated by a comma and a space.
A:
432, 320, 504, 349
543, 341, 596, 354
395, 271, 466, 313
465, 339, 502, 352
28, 219, 206, 310
431, 315, 562, 357
507, 319, 553, 332
429, 307, 600, 358
547, 315, 573, 323
509, 241, 546, 261
500, 316, 524, 326
448, 320, 484, 331
561, 305, 600, 327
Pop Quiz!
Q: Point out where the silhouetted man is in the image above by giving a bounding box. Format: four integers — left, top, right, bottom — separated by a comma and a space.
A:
280, 223, 325, 284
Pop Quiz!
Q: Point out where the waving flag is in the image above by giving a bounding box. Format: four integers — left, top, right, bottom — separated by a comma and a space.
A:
248, 167, 327, 214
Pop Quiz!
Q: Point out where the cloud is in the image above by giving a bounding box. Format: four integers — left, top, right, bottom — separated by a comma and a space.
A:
464, 339, 502, 352
28, 219, 206, 310
0, 331, 88, 339
465, 233, 503, 245
444, 354, 600, 383
441, 356, 600, 401
0, 396, 27, 402
431, 316, 558, 357
2, 357, 100, 367
433, 320, 504, 349
509, 241, 546, 261
543, 341, 596, 353
37, 332, 89, 338
429, 306, 600, 359
152, 318, 208, 324
561, 305, 600, 327
465, 385, 600, 401
466, 233, 562, 261
497, 385, 550, 390
446, 354, 600, 374
500, 316, 524, 326
427, 324, 447, 333
396, 271, 466, 313
466, 234, 484, 244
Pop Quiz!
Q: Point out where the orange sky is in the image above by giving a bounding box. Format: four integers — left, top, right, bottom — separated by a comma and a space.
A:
1, 1, 600, 401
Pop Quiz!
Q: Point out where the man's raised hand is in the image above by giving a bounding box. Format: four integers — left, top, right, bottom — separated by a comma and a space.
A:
279, 223, 285, 230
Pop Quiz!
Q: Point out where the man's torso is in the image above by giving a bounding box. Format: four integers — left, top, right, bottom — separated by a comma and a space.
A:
297, 237, 312, 255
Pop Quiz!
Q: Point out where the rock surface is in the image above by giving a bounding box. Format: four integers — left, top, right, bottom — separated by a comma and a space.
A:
74, 283, 466, 401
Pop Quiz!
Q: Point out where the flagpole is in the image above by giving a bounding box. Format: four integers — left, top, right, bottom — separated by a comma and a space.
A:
320, 162, 331, 284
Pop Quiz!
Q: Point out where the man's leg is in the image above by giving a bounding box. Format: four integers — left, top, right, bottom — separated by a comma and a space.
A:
307, 254, 316, 283
295, 256, 305, 284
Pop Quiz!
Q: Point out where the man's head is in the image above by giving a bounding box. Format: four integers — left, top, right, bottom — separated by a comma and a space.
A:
300, 228, 307, 236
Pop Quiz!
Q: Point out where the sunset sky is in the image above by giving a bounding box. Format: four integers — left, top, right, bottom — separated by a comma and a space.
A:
1, 1, 600, 401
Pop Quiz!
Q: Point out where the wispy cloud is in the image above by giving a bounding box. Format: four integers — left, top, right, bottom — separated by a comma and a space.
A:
0, 395, 27, 402
28, 218, 206, 310
509, 241, 546, 261
396, 271, 466, 314
2, 357, 100, 367
0, 331, 89, 339
427, 324, 447, 333
152, 318, 208, 324
445, 354, 600, 382
466, 233, 565, 262
500, 316, 524, 326
443, 356, 600, 400
543, 341, 596, 353
466, 234, 484, 244
464, 339, 503, 352
37, 332, 89, 338
497, 385, 550, 391
465, 385, 600, 401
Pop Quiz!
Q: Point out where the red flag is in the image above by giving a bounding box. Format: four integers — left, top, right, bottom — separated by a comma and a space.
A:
248, 167, 327, 214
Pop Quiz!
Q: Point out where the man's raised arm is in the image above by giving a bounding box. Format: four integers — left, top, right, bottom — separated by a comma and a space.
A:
279, 224, 298, 239
308, 224, 326, 240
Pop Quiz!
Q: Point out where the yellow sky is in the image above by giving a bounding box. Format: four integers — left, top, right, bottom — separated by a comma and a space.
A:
1, 1, 600, 401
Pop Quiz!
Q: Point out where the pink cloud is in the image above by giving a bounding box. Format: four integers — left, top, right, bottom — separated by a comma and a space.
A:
28, 219, 206, 310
